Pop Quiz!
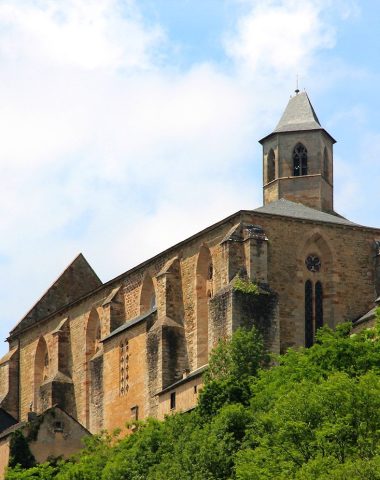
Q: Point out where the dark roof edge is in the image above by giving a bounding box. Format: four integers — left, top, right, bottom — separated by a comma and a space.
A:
258, 128, 336, 145
8, 207, 380, 340
0, 405, 91, 440
7, 209, 246, 339
157, 365, 207, 395
102, 308, 157, 342
253, 209, 380, 232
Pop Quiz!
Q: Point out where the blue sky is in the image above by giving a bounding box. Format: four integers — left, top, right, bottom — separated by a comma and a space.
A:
0, 0, 379, 356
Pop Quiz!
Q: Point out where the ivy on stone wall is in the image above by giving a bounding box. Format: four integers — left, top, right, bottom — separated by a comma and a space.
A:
8, 430, 35, 469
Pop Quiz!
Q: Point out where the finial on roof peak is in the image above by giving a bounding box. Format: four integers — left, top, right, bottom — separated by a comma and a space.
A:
295, 74, 300, 95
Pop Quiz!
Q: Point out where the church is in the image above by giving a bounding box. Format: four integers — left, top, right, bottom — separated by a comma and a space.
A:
0, 91, 379, 464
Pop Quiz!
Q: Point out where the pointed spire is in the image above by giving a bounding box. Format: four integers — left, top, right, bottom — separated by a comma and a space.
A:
274, 91, 321, 133
259, 91, 335, 145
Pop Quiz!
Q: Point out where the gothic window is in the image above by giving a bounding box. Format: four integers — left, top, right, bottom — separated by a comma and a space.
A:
323, 147, 329, 180
305, 280, 313, 348
267, 149, 275, 183
305, 255, 321, 273
293, 143, 308, 176
119, 339, 129, 396
315, 281, 323, 331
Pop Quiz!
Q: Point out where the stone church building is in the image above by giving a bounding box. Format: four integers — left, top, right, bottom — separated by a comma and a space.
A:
0, 91, 379, 440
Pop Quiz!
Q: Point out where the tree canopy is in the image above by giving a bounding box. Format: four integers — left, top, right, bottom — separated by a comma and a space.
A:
7, 310, 380, 479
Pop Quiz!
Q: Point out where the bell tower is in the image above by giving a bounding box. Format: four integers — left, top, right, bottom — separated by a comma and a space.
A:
259, 91, 336, 213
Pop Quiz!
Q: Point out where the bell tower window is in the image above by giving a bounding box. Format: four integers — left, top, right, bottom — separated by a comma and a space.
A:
267, 149, 275, 183
293, 143, 308, 176
323, 147, 329, 180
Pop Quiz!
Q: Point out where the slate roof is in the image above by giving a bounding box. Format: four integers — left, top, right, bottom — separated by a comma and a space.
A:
10, 253, 102, 336
157, 365, 207, 395
274, 91, 321, 133
0, 408, 17, 434
354, 297, 380, 327
254, 199, 358, 227
102, 307, 157, 342
259, 91, 336, 144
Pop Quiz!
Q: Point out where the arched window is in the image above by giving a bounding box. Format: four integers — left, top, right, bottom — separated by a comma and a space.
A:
267, 149, 275, 183
305, 280, 313, 348
315, 281, 323, 330
293, 143, 308, 176
196, 246, 213, 367
323, 147, 329, 180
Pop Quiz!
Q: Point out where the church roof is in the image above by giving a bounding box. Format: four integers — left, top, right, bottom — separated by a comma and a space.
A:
254, 199, 358, 227
10, 253, 102, 336
274, 91, 321, 133
259, 91, 336, 144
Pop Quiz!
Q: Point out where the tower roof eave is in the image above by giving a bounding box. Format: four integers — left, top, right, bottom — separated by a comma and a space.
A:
258, 128, 336, 145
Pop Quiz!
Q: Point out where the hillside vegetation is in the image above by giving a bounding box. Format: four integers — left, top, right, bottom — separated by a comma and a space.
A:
7, 311, 380, 480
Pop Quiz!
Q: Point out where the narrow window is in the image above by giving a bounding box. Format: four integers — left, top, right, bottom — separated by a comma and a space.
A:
267, 149, 275, 182
315, 281, 323, 331
194, 384, 198, 394
305, 280, 313, 347
131, 405, 139, 421
323, 147, 329, 180
293, 143, 308, 176
170, 392, 176, 410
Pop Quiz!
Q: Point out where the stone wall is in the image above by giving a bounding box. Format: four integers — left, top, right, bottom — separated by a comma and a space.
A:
4, 207, 380, 433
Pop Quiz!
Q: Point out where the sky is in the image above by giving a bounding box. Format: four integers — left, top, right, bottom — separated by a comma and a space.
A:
0, 0, 379, 356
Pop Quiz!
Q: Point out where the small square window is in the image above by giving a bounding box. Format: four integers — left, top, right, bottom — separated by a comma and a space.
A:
170, 392, 176, 410
131, 405, 139, 421
53, 421, 64, 432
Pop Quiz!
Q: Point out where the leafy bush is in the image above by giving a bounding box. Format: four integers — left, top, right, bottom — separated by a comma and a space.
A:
8, 320, 380, 479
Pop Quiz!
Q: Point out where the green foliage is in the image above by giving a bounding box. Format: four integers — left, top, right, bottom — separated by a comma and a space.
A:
8, 430, 36, 470
9, 321, 380, 479
5, 463, 58, 479
233, 277, 259, 295
198, 327, 267, 417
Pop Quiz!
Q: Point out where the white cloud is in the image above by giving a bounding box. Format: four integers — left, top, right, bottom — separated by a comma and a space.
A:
0, 0, 359, 355
225, 0, 335, 78
0, 0, 164, 70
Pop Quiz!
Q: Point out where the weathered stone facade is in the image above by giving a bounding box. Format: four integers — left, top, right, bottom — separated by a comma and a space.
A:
0, 406, 89, 479
0, 91, 379, 458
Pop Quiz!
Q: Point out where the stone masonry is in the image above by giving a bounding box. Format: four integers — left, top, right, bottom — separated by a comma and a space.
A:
0, 91, 379, 452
